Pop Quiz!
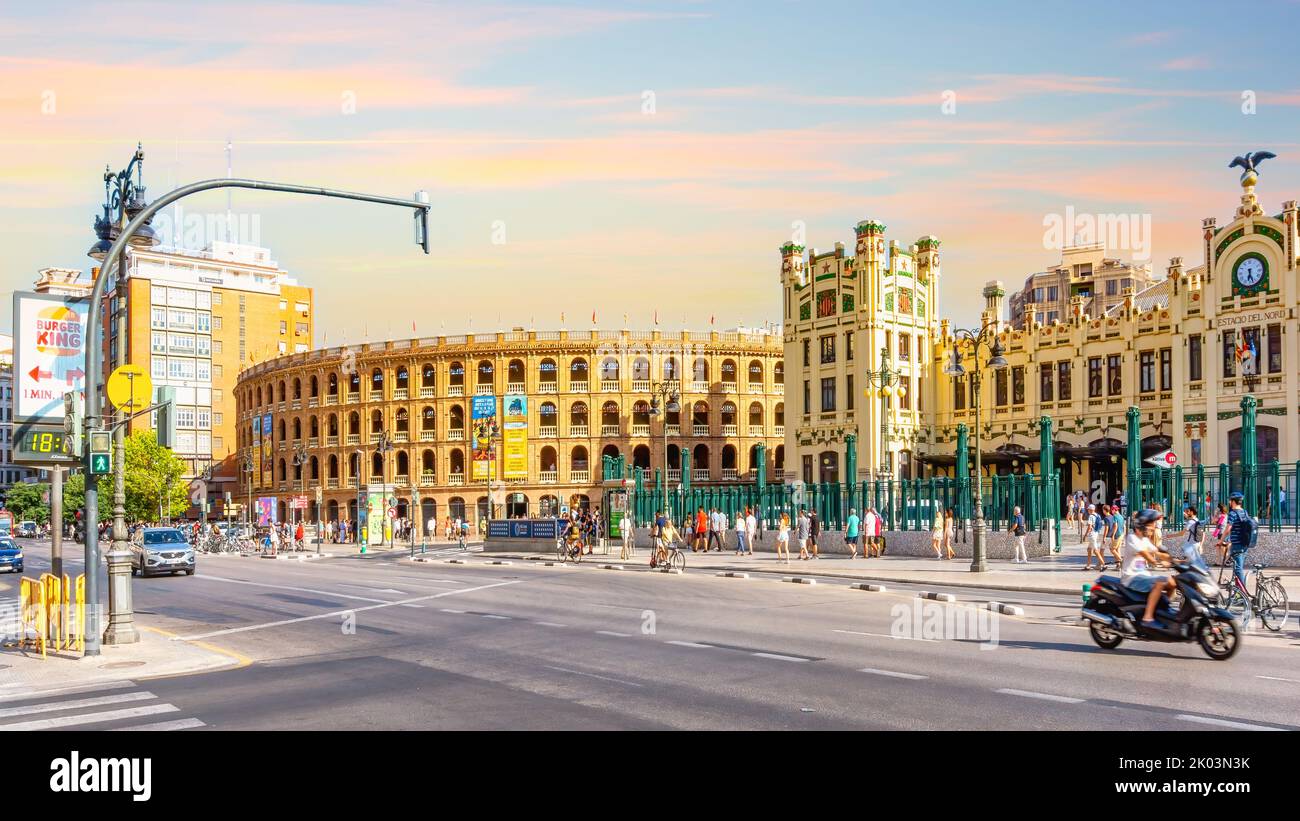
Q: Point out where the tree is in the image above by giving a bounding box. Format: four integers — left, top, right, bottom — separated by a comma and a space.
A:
4, 482, 49, 522
60, 472, 111, 523
120, 430, 190, 523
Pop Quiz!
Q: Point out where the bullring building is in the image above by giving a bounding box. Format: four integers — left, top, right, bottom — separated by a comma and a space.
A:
783, 164, 1300, 504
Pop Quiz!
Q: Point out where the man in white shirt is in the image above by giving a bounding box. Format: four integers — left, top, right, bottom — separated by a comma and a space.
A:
745, 508, 757, 556
863, 507, 879, 558
1121, 509, 1175, 629
716, 509, 728, 551
734, 510, 748, 555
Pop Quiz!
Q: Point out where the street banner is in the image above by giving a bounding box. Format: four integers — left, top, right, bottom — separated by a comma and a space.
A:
471, 394, 497, 481
252, 416, 262, 489
503, 393, 527, 479
255, 496, 276, 527
261, 414, 273, 487
11, 291, 89, 424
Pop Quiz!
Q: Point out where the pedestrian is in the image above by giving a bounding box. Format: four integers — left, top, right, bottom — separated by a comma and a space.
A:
707, 508, 722, 551
1083, 504, 1105, 571
1108, 504, 1126, 571
930, 505, 944, 559
776, 512, 791, 564
943, 507, 956, 559
694, 507, 708, 553
845, 507, 861, 559
295, 519, 305, 551
862, 506, 879, 558
807, 508, 820, 559
796, 507, 811, 560
1218, 491, 1255, 591
1210, 503, 1229, 565
1010, 505, 1028, 563
745, 506, 758, 556
716, 508, 729, 551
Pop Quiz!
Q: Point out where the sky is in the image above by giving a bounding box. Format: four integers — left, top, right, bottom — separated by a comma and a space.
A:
2, 0, 1300, 338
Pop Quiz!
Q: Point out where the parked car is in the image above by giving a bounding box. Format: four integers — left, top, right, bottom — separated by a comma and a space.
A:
129, 527, 196, 578
0, 537, 22, 573
15, 521, 37, 538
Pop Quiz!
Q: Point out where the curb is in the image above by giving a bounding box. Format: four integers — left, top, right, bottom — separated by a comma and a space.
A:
781, 577, 817, 585
447, 559, 467, 565
484, 560, 512, 566
849, 582, 887, 592
987, 601, 1025, 616
599, 564, 623, 571
917, 590, 956, 602
716, 572, 750, 579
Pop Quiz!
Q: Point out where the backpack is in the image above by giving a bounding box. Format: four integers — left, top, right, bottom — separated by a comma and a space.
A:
1247, 516, 1259, 550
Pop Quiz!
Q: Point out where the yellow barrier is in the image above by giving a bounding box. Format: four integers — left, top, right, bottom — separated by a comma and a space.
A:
15, 572, 86, 657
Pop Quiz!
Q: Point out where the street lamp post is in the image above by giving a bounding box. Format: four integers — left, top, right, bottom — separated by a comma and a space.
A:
197, 461, 216, 529
861, 346, 908, 481
648, 379, 681, 522
375, 431, 395, 548
292, 444, 309, 540
241, 454, 254, 528
80, 173, 430, 655
943, 324, 1008, 573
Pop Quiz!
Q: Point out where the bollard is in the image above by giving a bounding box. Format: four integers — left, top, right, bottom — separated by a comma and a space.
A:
1082, 583, 1091, 605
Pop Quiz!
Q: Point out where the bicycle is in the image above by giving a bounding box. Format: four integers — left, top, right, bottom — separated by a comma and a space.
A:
557, 536, 584, 564
649, 537, 685, 573
1217, 549, 1290, 632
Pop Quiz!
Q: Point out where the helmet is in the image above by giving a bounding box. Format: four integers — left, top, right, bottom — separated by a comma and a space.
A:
1132, 508, 1162, 528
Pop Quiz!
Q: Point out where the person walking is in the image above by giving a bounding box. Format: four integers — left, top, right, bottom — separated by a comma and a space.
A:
716, 508, 729, 552
745, 507, 758, 556
1218, 491, 1255, 591
862, 506, 879, 558
930, 506, 944, 559
1210, 502, 1229, 565
694, 507, 708, 553
707, 508, 722, 552
1082, 504, 1104, 571
1010, 505, 1028, 563
1107, 504, 1126, 571
845, 507, 861, 559
942, 507, 956, 559
734, 507, 748, 556
808, 508, 820, 559
796, 507, 812, 560
776, 512, 791, 564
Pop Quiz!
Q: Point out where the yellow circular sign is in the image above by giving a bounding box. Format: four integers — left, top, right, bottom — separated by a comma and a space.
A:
107, 364, 152, 413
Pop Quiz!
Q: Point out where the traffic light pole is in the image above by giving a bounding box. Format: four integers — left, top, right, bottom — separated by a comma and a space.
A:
50, 466, 63, 581
81, 177, 432, 655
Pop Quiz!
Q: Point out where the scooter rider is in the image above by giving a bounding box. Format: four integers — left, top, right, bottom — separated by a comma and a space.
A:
1121, 508, 1177, 630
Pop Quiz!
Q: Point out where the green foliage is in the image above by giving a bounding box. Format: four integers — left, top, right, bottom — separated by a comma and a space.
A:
121, 430, 190, 522
3, 482, 48, 522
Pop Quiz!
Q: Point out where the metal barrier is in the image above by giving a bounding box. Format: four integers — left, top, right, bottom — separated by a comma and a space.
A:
16, 573, 86, 657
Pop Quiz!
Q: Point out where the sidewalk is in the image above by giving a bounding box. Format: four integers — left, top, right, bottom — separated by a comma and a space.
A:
0, 626, 248, 693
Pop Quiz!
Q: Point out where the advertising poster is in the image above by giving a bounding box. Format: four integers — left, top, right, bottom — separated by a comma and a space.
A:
256, 496, 276, 527
252, 416, 262, 489
366, 488, 387, 545
503, 393, 527, 479
471, 394, 497, 481
11, 291, 89, 424
261, 414, 273, 486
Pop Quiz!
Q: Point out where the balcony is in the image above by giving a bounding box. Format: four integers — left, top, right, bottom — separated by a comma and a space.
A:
747, 425, 764, 436
346, 392, 360, 404
666, 424, 680, 436
475, 384, 494, 396
419, 430, 435, 442
691, 381, 709, 393
667, 469, 681, 482
601, 424, 621, 437
420, 473, 436, 487
631, 380, 650, 392
327, 478, 339, 489
570, 470, 590, 483
394, 388, 408, 400
308, 397, 319, 408
326, 436, 338, 447
539, 470, 558, 484
692, 424, 709, 436
631, 424, 650, 436
749, 383, 764, 394
420, 386, 435, 398
569, 381, 589, 393
538, 381, 558, 394
308, 437, 319, 448
347, 477, 358, 488
601, 380, 620, 392
774, 425, 785, 436
506, 382, 525, 394
774, 384, 784, 395
539, 425, 558, 437
394, 431, 409, 443
721, 424, 738, 436
368, 391, 383, 403
721, 381, 737, 393
325, 394, 338, 406
278, 402, 286, 412
449, 473, 465, 486
395, 476, 409, 488
447, 385, 464, 397
346, 434, 360, 445
449, 430, 465, 441
692, 469, 710, 482
291, 399, 301, 410
722, 468, 739, 481
570, 425, 589, 437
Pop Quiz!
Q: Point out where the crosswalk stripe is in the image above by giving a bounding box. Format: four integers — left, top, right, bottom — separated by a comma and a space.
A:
0, 680, 135, 704
0, 691, 156, 720
112, 718, 206, 732
0, 703, 179, 731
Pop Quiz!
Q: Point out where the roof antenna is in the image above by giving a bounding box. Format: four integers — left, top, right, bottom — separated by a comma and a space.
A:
225, 137, 234, 242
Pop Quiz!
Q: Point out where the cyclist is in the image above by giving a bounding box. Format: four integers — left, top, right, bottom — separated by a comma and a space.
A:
562, 515, 585, 558
1216, 491, 1254, 590
652, 515, 678, 568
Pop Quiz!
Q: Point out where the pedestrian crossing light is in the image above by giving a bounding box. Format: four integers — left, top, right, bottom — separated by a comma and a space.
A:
63, 390, 84, 457
156, 386, 177, 449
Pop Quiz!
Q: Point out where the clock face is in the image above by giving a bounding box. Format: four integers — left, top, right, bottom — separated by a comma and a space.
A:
1236, 256, 1265, 287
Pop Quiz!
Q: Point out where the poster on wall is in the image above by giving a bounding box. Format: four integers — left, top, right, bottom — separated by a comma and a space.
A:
252, 417, 262, 489
366, 489, 387, 545
255, 496, 276, 527
503, 393, 527, 479
471, 394, 497, 481
261, 414, 273, 486
11, 291, 89, 424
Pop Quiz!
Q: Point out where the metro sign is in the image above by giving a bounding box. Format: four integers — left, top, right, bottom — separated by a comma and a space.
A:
1145, 449, 1178, 468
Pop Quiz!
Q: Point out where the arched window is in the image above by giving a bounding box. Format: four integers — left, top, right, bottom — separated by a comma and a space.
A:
310, 375, 319, 397
632, 357, 650, 381
721, 359, 737, 386
477, 359, 494, 386
570, 358, 589, 389
327, 413, 339, 437
421, 449, 435, 477
663, 356, 679, 380
278, 381, 286, 402
348, 370, 360, 393
774, 360, 785, 385
632, 444, 651, 469
774, 445, 785, 471
448, 497, 466, 521
720, 402, 737, 427
633, 400, 650, 428
722, 444, 738, 470
292, 378, 301, 399
372, 451, 384, 478
692, 357, 709, 383
396, 451, 409, 478
775, 402, 785, 428
571, 446, 589, 472
395, 408, 409, 433
601, 444, 620, 461
348, 412, 360, 435
309, 455, 319, 480
540, 402, 558, 430
450, 449, 465, 474
693, 444, 710, 473
349, 451, 361, 480
396, 366, 409, 392
310, 416, 319, 439
421, 363, 435, 389
328, 373, 338, 396
370, 409, 383, 434
539, 446, 558, 474
421, 406, 435, 432
692, 401, 709, 431
292, 417, 302, 440
278, 458, 287, 482
570, 401, 588, 429
278, 419, 286, 442
600, 357, 619, 385
749, 444, 761, 473
293, 458, 302, 481
449, 361, 465, 389
507, 359, 525, 389
256, 386, 262, 406
449, 405, 464, 433
539, 358, 558, 390
748, 360, 763, 390
371, 368, 384, 394
328, 454, 339, 479
748, 402, 764, 430
601, 401, 620, 431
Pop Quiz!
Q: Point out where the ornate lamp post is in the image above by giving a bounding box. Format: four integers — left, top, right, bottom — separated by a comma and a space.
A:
648, 379, 681, 521
292, 444, 309, 533
944, 324, 1008, 573
861, 346, 908, 481
374, 431, 395, 548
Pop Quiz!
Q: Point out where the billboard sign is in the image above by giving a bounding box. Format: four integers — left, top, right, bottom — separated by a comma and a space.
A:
471, 394, 497, 481
11, 291, 89, 424
255, 496, 277, 527
503, 393, 527, 479
261, 414, 273, 486
251, 418, 262, 489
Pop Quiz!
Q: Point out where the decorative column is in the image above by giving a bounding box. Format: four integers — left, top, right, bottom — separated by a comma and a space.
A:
844, 434, 856, 513
1241, 394, 1258, 511
1126, 406, 1141, 509
955, 423, 969, 523
1039, 415, 1054, 530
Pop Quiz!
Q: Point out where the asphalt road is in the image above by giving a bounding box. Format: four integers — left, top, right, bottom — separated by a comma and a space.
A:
7, 537, 1300, 730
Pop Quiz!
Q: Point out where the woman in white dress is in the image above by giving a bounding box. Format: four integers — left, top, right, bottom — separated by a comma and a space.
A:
776, 512, 791, 564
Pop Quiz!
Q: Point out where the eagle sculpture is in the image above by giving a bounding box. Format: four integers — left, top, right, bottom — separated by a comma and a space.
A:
1229, 150, 1276, 179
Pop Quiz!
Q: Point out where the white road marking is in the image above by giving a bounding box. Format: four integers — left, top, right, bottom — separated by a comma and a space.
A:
752, 652, 810, 663
543, 665, 643, 688
338, 584, 408, 595
1176, 714, 1284, 731
996, 688, 1085, 704
860, 667, 928, 680
196, 574, 394, 604
1256, 675, 1300, 683
176, 580, 521, 640
832, 628, 938, 643
0, 703, 179, 731
440, 608, 466, 614
0, 680, 135, 704
595, 630, 632, 637
0, 691, 157, 719
112, 717, 206, 731
481, 614, 510, 620
534, 621, 566, 627
665, 640, 712, 649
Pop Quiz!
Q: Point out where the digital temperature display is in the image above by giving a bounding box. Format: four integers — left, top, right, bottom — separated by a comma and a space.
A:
11, 424, 77, 464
